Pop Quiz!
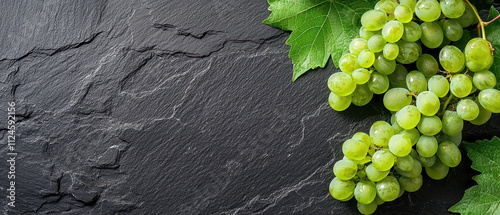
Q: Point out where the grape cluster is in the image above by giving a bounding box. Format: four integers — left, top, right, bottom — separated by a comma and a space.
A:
327, 0, 500, 214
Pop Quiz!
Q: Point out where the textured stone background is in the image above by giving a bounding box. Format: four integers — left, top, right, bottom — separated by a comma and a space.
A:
0, 1, 499, 214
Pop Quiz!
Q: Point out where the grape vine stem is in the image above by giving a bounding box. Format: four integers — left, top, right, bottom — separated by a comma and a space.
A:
441, 94, 455, 115
464, 0, 486, 40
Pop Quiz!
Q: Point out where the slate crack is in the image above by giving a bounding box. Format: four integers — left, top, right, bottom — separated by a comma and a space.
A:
153, 23, 227, 39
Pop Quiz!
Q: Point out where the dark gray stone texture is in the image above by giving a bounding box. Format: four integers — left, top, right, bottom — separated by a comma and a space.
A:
0, 1, 498, 214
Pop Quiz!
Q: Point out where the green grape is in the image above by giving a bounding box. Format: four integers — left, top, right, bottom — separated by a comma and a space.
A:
437, 141, 462, 167
440, 0, 465, 18
357, 201, 377, 215
427, 75, 450, 98
361, 10, 388, 31
409, 149, 419, 160
383, 88, 412, 112
370, 121, 394, 147
366, 163, 390, 182
375, 0, 399, 17
456, 98, 480, 121
401, 128, 420, 146
406, 70, 427, 93
425, 158, 449, 180
465, 38, 494, 72
368, 35, 387, 53
343, 139, 368, 160
376, 176, 400, 202
473, 70, 497, 90
401, 21, 422, 42
469, 75, 477, 94
360, 26, 379, 40
415, 0, 441, 22
354, 181, 377, 204
470, 100, 492, 125
416, 54, 438, 78
418, 154, 436, 167
382, 20, 404, 43
329, 177, 355, 200
395, 5, 413, 23
417, 115, 442, 136
373, 195, 385, 205
368, 72, 390, 94
439, 45, 465, 73
400, 0, 416, 13
420, 21, 444, 49
350, 38, 369, 55
416, 91, 440, 116
328, 72, 356, 96
454, 29, 471, 51
383, 43, 399, 60
396, 40, 421, 64
442, 19, 463, 41
372, 150, 395, 171
352, 68, 371, 85
452, 2, 475, 27
333, 159, 358, 180
395, 155, 414, 171
437, 133, 462, 146
358, 49, 376, 68
396, 157, 422, 178
416, 135, 438, 157
351, 84, 374, 106
373, 54, 396, 75
450, 74, 472, 98
392, 120, 404, 133
328, 92, 351, 111
399, 175, 423, 192
396, 105, 421, 129
442, 110, 464, 136
353, 132, 374, 148
388, 64, 408, 88
389, 134, 412, 157
339, 53, 361, 75
478, 89, 500, 113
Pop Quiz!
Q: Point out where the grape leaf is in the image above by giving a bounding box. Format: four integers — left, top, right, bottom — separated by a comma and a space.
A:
484, 6, 500, 89
449, 136, 500, 215
263, 0, 375, 81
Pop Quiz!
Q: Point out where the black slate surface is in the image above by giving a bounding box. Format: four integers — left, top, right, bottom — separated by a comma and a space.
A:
0, 1, 499, 214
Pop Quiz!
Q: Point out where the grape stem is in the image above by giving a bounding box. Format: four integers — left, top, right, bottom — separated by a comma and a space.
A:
464, 0, 486, 40
441, 94, 455, 115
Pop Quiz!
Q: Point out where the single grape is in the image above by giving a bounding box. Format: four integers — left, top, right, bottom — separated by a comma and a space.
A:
361, 10, 388, 31
373, 54, 396, 75
368, 35, 387, 53
456, 98, 480, 121
375, 0, 399, 17
366, 163, 390, 182
425, 158, 449, 180
417, 115, 442, 136
416, 54, 438, 78
329, 177, 355, 200
400, 0, 417, 13
420, 21, 444, 49
442, 19, 463, 41
418, 154, 436, 167
406, 70, 427, 93
383, 43, 399, 60
357, 201, 377, 215
382, 20, 404, 43
328, 92, 351, 111
416, 135, 438, 157
401, 21, 422, 42
442, 110, 464, 136
427, 75, 450, 97
437, 133, 462, 147
352, 68, 371, 85
388, 64, 408, 88
440, 0, 466, 18
452, 2, 475, 27
396, 40, 421, 64
360, 26, 379, 40
389, 134, 412, 157
370, 121, 394, 147
383, 88, 412, 112
396, 105, 421, 129
439, 45, 465, 73
352, 132, 374, 149
437, 141, 462, 167
376, 176, 400, 202
470, 100, 492, 125
416, 91, 440, 116
358, 49, 376, 68
409, 149, 419, 160
478, 89, 500, 113
395, 5, 413, 23
354, 180, 377, 204
350, 38, 369, 55
368, 72, 390, 94
395, 155, 414, 171
333, 159, 358, 180
400, 128, 420, 146
415, 0, 441, 22
450, 74, 472, 98
372, 150, 395, 171
339, 53, 361, 75
399, 175, 423, 192
465, 38, 494, 72
351, 84, 374, 106
395, 157, 422, 178
343, 139, 368, 160
472, 70, 497, 90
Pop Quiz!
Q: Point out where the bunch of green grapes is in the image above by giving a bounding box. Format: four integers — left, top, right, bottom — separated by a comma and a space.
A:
327, 0, 500, 214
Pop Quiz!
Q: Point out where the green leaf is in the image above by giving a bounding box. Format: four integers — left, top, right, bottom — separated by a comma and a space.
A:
485, 6, 500, 89
449, 136, 500, 215
263, 0, 375, 81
